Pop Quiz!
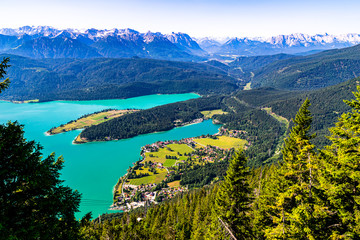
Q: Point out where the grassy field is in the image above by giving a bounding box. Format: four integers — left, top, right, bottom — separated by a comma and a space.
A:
163, 159, 177, 167
167, 180, 181, 188
201, 109, 228, 119
13, 99, 39, 104
262, 107, 289, 127
194, 136, 247, 150
128, 168, 168, 185
243, 82, 252, 90
144, 143, 193, 166
73, 134, 88, 144
115, 182, 123, 195
261, 107, 290, 158
49, 109, 138, 134
167, 143, 194, 153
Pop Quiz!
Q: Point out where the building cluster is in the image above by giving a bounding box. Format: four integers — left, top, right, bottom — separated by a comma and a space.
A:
192, 145, 229, 162
112, 131, 243, 211
111, 182, 188, 211
218, 127, 247, 138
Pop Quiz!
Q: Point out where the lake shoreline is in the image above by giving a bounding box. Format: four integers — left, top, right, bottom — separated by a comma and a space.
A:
0, 93, 213, 218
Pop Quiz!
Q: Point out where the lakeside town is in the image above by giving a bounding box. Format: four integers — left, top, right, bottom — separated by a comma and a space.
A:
110, 127, 248, 211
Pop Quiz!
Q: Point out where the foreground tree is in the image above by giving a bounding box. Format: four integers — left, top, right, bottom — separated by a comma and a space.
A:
215, 150, 253, 239
0, 57, 10, 94
320, 86, 360, 238
0, 58, 81, 239
264, 99, 330, 239
0, 122, 81, 239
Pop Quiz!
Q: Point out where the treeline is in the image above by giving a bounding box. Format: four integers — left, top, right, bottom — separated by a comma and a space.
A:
80, 96, 225, 141
80, 88, 360, 239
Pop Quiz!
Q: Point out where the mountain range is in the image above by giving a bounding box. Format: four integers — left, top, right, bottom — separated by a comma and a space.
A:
2, 26, 360, 61
197, 33, 360, 57
0, 26, 205, 61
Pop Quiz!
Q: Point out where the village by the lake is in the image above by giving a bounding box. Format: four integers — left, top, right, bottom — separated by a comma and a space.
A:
111, 127, 248, 211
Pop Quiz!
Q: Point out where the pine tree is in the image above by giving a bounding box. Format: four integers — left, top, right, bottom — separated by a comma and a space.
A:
320, 86, 360, 238
215, 150, 253, 239
0, 57, 10, 94
264, 99, 329, 239
251, 164, 280, 239
0, 57, 82, 239
0, 122, 81, 239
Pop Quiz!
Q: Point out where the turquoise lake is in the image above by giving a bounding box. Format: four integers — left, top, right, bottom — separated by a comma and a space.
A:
0, 93, 221, 218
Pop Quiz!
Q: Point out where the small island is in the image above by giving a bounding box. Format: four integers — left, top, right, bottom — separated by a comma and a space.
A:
47, 108, 139, 136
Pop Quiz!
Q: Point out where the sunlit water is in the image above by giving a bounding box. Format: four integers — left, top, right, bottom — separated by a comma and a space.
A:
0, 93, 221, 218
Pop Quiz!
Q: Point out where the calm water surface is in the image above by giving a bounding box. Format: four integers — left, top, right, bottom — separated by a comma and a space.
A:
0, 94, 221, 217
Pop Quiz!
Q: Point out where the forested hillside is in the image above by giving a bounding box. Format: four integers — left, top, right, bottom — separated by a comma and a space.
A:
251, 43, 360, 90
0, 55, 239, 101
228, 54, 295, 81
234, 78, 358, 146
229, 54, 295, 73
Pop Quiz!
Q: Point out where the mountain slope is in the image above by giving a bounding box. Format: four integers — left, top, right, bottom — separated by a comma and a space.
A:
166, 32, 206, 56
0, 55, 239, 101
234, 77, 358, 146
229, 53, 295, 73
8, 36, 101, 58
251, 44, 360, 90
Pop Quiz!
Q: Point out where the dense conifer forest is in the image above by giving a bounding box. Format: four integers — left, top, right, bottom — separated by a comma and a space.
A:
251, 43, 360, 90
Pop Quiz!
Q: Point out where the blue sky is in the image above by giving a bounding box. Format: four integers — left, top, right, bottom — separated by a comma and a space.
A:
2, 0, 360, 38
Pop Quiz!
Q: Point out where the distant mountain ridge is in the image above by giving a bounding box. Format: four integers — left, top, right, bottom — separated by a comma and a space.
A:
197, 33, 360, 56
2, 26, 360, 60
0, 26, 205, 61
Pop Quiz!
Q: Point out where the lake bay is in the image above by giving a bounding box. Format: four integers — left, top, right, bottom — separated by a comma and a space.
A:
0, 93, 221, 217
